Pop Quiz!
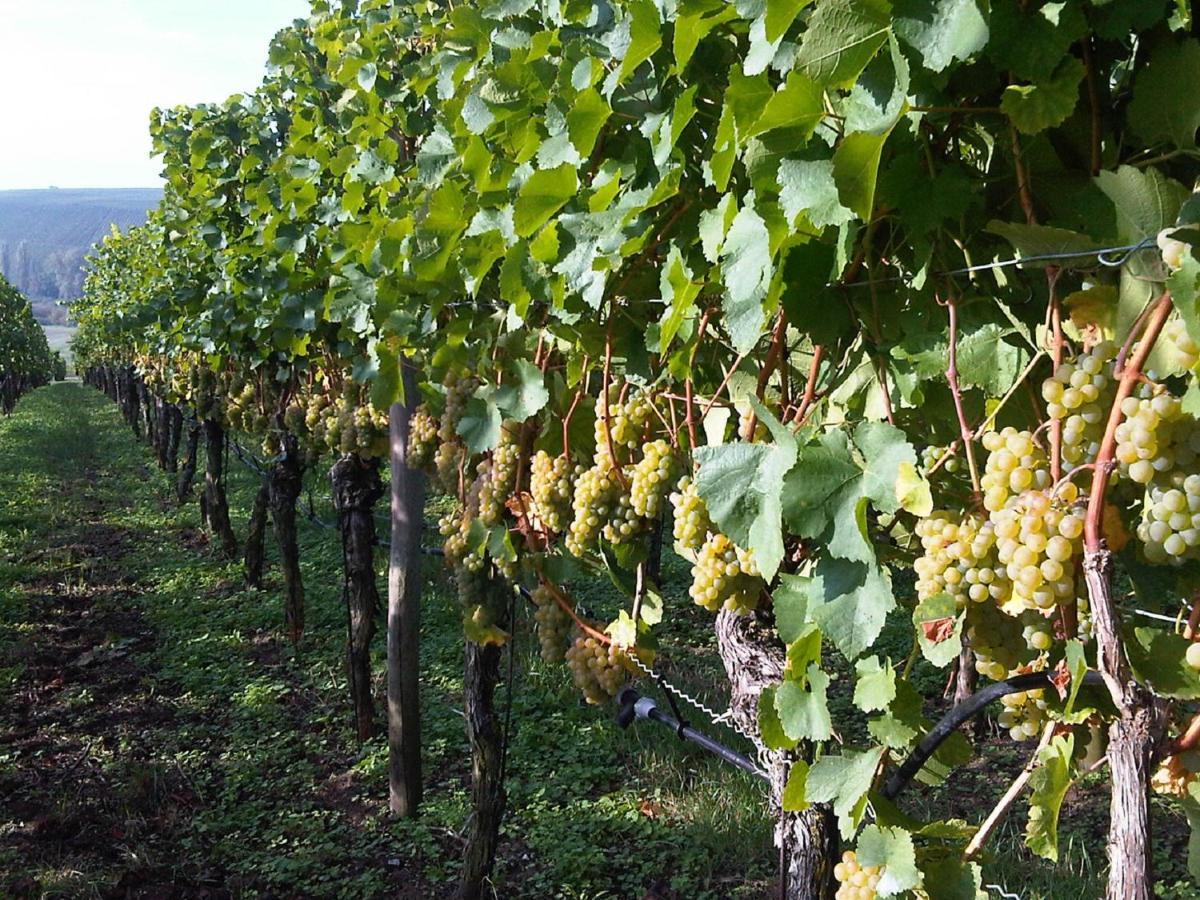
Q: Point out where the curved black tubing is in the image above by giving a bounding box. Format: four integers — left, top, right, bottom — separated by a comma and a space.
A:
881, 670, 1106, 800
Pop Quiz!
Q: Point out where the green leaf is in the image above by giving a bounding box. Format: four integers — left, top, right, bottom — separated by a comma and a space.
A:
801, 556, 896, 660
694, 436, 795, 582
747, 70, 825, 140
356, 62, 378, 92
844, 34, 909, 135
857, 825, 922, 896
854, 421, 918, 515
1185, 781, 1200, 883
833, 129, 891, 221
782, 760, 809, 811
457, 391, 502, 453
795, 0, 891, 88
495, 359, 550, 421
1130, 40, 1200, 150
783, 430, 873, 563
1063, 639, 1087, 716
1001, 57, 1084, 135
1169, 254, 1200, 354
1096, 165, 1190, 245
869, 678, 923, 748
658, 246, 703, 353
699, 193, 737, 263
759, 685, 800, 751
566, 88, 612, 158
806, 747, 885, 838
895, 461, 933, 517
1126, 626, 1200, 699
892, 0, 987, 73
773, 573, 810, 644
913, 593, 962, 668
920, 858, 983, 900
1026, 734, 1075, 861
776, 665, 833, 741
674, 0, 738, 71
720, 201, 775, 355
620, 0, 663, 83
779, 159, 855, 231
786, 622, 824, 678
854, 655, 896, 712
987, 0, 1086, 83
893, 322, 1029, 396
514, 165, 579, 238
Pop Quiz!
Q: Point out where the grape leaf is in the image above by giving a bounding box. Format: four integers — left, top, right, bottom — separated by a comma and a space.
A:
892, 0, 987, 73
1096, 165, 1190, 245
845, 34, 909, 135
1129, 39, 1200, 150
514, 165, 579, 237
778, 158, 855, 231
759, 684, 800, 751
747, 70, 825, 140
806, 746, 885, 838
795, 0, 891, 88
854, 655, 897, 712
566, 88, 612, 158
658, 246, 703, 353
457, 390, 503, 453
854, 421, 918, 515
719, 201, 775, 354
494, 359, 550, 421
913, 593, 961, 667
694, 431, 796, 582
773, 573, 811, 644
833, 129, 891, 221
782, 759, 809, 811
1001, 57, 1084, 135
798, 556, 896, 660
1026, 734, 1075, 861
775, 665, 833, 741
857, 825, 922, 896
620, 0, 663, 83
895, 461, 933, 516
1125, 625, 1200, 699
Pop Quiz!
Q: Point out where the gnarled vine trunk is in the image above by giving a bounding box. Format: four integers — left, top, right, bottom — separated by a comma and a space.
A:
177, 414, 201, 502
459, 609, 508, 900
716, 610, 837, 900
331, 453, 384, 742
203, 419, 239, 558
388, 367, 425, 817
165, 404, 183, 473
243, 477, 271, 589
269, 433, 305, 645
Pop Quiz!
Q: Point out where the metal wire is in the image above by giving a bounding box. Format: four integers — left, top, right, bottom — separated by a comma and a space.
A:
985, 883, 1023, 900
838, 236, 1158, 290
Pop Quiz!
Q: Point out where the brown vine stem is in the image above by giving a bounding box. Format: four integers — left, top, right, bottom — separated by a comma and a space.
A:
1082, 38, 1102, 177
943, 293, 982, 498
791, 346, 825, 428
1185, 592, 1200, 640
701, 351, 750, 419
684, 308, 713, 451
1046, 268, 1064, 484
561, 364, 588, 461
1084, 292, 1172, 703
744, 312, 788, 440
602, 325, 629, 489
537, 576, 611, 645
1012, 128, 1037, 226
963, 722, 1057, 860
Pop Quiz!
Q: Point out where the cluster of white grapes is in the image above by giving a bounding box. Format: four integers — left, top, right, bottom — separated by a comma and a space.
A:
530, 450, 582, 534
1042, 341, 1116, 468
997, 687, 1048, 741
565, 633, 629, 704
530, 583, 572, 663
688, 533, 763, 613
406, 405, 438, 469
478, 426, 520, 526
434, 372, 477, 490
833, 851, 881, 900
913, 512, 999, 609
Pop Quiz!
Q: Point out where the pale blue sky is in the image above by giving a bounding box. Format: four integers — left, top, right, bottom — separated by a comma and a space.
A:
0, 0, 312, 190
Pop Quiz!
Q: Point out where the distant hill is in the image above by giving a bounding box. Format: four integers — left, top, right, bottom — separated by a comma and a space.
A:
0, 188, 161, 324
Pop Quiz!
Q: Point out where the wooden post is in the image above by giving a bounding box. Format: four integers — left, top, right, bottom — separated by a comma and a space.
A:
388, 359, 425, 816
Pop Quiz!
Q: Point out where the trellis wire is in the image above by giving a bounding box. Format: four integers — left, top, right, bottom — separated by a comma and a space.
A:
837, 235, 1157, 290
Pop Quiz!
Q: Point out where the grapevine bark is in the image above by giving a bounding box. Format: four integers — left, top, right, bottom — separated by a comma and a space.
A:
203, 419, 239, 558
269, 433, 306, 645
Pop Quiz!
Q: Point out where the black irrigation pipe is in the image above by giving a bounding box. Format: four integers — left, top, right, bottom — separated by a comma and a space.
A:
881, 669, 1107, 800
616, 685, 770, 781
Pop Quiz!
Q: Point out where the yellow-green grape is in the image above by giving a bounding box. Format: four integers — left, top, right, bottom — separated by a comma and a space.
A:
921, 444, 961, 475
1158, 227, 1192, 272
407, 405, 439, 470
1137, 475, 1200, 565
435, 372, 477, 488
530, 451, 581, 534
913, 511, 1006, 610
670, 475, 714, 554
1042, 342, 1117, 469
833, 850, 881, 900
630, 439, 676, 519
478, 428, 520, 527
1021, 609, 1056, 654
688, 533, 763, 614
531, 584, 573, 663
980, 427, 1051, 513
593, 386, 653, 467
1167, 316, 1200, 370
1115, 389, 1184, 484
997, 687, 1048, 741
967, 601, 1027, 680
283, 400, 305, 434
1187, 641, 1200, 671
991, 488, 1084, 612
737, 406, 769, 442
566, 462, 619, 557
565, 633, 628, 704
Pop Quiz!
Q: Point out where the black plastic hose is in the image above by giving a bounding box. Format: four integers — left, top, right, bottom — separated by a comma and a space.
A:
881, 669, 1106, 800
